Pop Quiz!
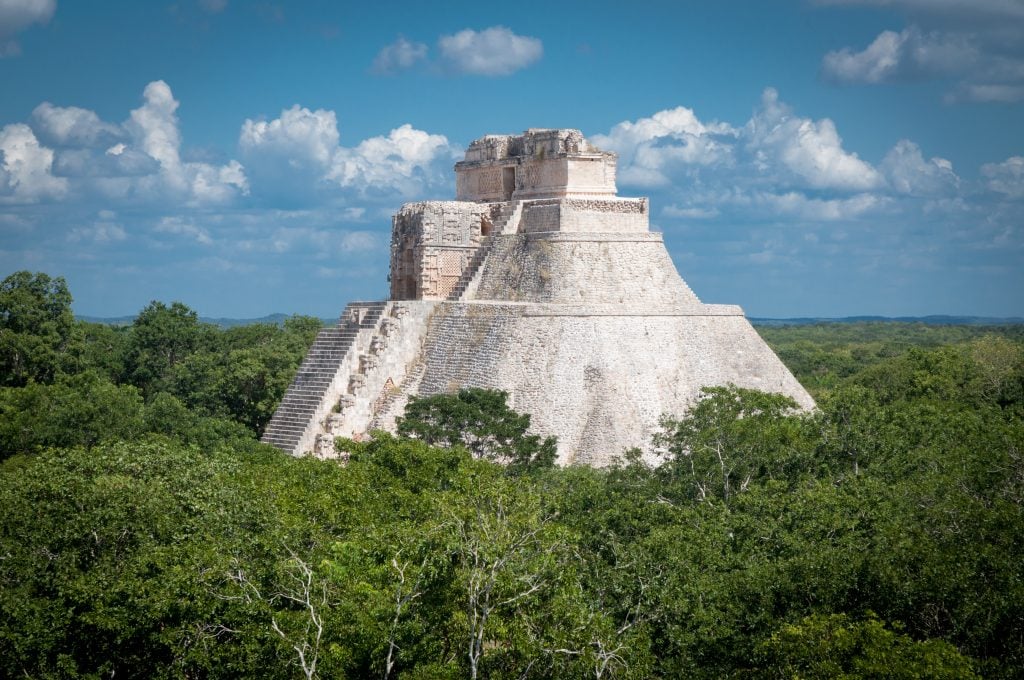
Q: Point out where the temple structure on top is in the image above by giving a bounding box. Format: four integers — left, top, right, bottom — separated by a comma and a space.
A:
262, 129, 813, 466
455, 129, 616, 201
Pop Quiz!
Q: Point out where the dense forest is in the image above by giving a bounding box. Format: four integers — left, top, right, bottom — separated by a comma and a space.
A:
1, 270, 1022, 678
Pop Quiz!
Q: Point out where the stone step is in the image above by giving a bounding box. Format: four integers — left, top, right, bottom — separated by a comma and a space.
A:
276, 398, 324, 406
292, 370, 337, 378
263, 430, 305, 440
295, 364, 345, 373
287, 384, 331, 392
274, 405, 318, 417
265, 422, 307, 433
277, 398, 323, 407
279, 401, 325, 410
262, 431, 304, 441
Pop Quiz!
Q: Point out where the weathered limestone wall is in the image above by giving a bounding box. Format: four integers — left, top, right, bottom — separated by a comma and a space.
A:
520, 198, 649, 234
455, 166, 515, 202
390, 201, 495, 300
473, 232, 700, 306
417, 303, 519, 396
414, 302, 813, 466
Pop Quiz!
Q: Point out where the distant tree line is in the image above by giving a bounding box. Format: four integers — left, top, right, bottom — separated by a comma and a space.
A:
1, 270, 1022, 678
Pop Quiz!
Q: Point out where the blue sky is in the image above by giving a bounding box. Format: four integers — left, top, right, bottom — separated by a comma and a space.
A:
1, 0, 1022, 318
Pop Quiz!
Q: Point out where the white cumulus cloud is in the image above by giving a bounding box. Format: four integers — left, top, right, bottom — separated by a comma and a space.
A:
240, 105, 339, 168
880, 140, 959, 196
0, 122, 67, 203
818, 1, 1024, 103
592, 107, 737, 186
438, 26, 542, 76
6, 81, 248, 206
598, 90, 882, 195
123, 80, 248, 204
372, 36, 428, 74
126, 80, 186, 189
745, 88, 882, 192
595, 89, 981, 228
32, 102, 123, 146
0, 0, 55, 57
823, 29, 906, 83
328, 124, 453, 194
240, 106, 455, 198
822, 27, 976, 84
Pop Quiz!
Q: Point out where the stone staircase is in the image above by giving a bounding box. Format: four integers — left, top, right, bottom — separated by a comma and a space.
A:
445, 237, 493, 301
445, 200, 526, 302
494, 199, 524, 235
261, 301, 387, 454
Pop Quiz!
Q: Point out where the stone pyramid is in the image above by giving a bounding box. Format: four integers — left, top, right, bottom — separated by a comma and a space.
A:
262, 129, 814, 466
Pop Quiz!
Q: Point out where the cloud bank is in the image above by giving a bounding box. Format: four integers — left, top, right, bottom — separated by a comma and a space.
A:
818, 1, 1024, 101
596, 88, 1020, 315
1, 82, 1019, 318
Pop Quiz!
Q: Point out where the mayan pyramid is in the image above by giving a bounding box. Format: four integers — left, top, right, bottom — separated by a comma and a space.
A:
261, 129, 814, 466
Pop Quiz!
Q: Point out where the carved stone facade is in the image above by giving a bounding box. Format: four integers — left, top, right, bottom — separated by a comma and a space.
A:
455, 128, 617, 202
389, 201, 494, 300
262, 129, 814, 466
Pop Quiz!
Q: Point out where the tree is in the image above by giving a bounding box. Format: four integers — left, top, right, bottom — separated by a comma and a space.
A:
814, 385, 893, 477
74, 320, 128, 381
0, 371, 145, 459
123, 301, 214, 396
753, 613, 978, 679
397, 388, 557, 471
0, 271, 76, 386
655, 385, 806, 503
168, 316, 321, 434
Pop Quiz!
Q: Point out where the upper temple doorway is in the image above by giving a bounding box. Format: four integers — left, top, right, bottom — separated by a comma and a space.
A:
502, 167, 515, 200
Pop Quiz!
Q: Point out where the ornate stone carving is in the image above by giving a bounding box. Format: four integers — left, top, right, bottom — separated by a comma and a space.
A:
324, 412, 346, 434
360, 353, 378, 373
315, 433, 335, 456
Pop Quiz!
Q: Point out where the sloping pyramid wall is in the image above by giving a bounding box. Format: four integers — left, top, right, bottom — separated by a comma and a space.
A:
263, 223, 813, 466
407, 230, 813, 466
